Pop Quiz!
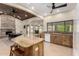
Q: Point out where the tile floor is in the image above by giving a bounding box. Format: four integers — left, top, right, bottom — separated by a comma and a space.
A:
44, 42, 73, 56
0, 37, 73, 56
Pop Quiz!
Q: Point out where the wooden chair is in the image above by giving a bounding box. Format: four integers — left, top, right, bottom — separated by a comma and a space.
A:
10, 44, 25, 56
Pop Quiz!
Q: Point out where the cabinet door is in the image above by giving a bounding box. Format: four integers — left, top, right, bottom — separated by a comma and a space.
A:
51, 34, 57, 43
52, 34, 62, 45
33, 44, 39, 56
40, 33, 44, 38
62, 35, 73, 47
38, 42, 44, 56
32, 41, 44, 56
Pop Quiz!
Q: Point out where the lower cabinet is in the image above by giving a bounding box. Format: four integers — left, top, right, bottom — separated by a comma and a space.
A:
39, 32, 73, 48
32, 41, 44, 56
19, 41, 44, 56
50, 33, 73, 48
40, 32, 45, 38
10, 41, 44, 56
51, 34, 62, 45
61, 34, 73, 48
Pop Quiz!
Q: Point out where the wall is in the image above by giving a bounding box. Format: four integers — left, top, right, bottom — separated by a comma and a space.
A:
22, 17, 43, 34
15, 18, 23, 34
0, 15, 23, 34
43, 9, 76, 31
73, 4, 79, 56
0, 17, 1, 28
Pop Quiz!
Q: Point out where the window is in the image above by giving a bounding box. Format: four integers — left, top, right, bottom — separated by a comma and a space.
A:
65, 21, 73, 32
47, 20, 73, 33
55, 22, 65, 32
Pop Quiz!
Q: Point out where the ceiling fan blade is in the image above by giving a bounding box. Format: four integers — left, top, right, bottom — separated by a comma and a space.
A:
54, 4, 67, 9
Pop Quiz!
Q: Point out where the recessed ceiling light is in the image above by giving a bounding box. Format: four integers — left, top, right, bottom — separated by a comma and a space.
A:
25, 14, 27, 17
17, 16, 21, 19
31, 6, 34, 10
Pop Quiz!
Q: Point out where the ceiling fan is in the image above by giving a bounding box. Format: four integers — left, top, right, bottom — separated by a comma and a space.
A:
49, 3, 67, 13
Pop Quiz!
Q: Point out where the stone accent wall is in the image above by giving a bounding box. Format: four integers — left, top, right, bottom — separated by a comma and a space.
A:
0, 15, 15, 37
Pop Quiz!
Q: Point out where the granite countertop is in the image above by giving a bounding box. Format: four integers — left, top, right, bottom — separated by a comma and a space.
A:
12, 35, 44, 48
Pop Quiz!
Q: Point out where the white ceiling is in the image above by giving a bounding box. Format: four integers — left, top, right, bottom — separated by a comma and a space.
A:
4, 3, 76, 19
17, 3, 76, 17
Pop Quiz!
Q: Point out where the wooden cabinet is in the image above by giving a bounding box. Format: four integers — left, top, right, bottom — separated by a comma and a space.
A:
10, 41, 44, 56
24, 41, 44, 56
40, 32, 45, 38
10, 36, 44, 56
50, 34, 57, 43
51, 33, 62, 45
50, 33, 73, 48
32, 41, 44, 56
61, 34, 73, 48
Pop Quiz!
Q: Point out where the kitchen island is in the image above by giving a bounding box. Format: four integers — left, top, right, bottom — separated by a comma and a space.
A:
10, 35, 44, 56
